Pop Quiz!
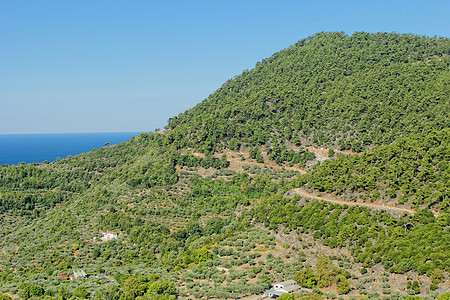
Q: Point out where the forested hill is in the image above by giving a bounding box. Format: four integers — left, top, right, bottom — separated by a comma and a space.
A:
166, 32, 449, 154
0, 32, 449, 299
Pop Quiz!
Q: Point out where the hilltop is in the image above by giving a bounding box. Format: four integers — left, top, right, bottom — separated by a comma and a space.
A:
167, 32, 449, 153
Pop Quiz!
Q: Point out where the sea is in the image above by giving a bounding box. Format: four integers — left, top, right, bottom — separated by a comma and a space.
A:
0, 132, 142, 165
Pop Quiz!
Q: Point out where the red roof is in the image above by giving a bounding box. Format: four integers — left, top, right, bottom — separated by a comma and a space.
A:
59, 275, 69, 278
107, 231, 117, 234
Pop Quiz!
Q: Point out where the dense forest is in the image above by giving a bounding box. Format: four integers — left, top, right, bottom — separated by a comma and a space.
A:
166, 32, 449, 154
0, 32, 449, 299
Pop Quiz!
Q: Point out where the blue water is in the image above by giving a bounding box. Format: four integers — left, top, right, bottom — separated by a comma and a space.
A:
0, 132, 142, 165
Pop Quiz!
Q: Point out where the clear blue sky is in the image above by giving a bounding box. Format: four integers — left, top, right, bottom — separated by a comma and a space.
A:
1, 0, 449, 134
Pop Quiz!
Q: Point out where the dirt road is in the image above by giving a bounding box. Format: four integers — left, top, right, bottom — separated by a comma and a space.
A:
184, 148, 432, 217
291, 188, 416, 215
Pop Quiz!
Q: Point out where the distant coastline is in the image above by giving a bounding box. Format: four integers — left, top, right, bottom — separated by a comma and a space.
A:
0, 132, 142, 165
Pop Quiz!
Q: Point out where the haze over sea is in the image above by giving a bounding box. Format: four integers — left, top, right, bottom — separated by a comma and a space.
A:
0, 132, 141, 165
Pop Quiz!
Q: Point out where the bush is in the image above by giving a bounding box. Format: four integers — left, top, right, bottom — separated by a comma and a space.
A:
431, 269, 445, 284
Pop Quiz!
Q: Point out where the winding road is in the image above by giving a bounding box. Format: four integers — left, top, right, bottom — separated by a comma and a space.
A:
291, 188, 417, 215
187, 147, 436, 217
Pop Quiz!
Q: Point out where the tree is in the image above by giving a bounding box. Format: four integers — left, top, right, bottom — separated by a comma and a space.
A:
57, 287, 71, 300
431, 268, 445, 284
315, 255, 338, 287
436, 212, 449, 227
328, 148, 335, 157
122, 277, 147, 299
336, 275, 350, 294
294, 268, 317, 288
413, 209, 435, 225
101, 250, 112, 262
22, 284, 44, 300
205, 217, 225, 235
95, 285, 121, 300
147, 280, 178, 297
256, 152, 264, 163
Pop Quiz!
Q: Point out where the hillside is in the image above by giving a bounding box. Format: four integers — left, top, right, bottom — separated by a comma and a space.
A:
299, 129, 450, 210
167, 32, 449, 154
0, 32, 449, 300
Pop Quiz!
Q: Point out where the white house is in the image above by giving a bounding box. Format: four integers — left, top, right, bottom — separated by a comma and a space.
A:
265, 280, 301, 298
274, 280, 297, 290
72, 269, 87, 280
100, 230, 118, 240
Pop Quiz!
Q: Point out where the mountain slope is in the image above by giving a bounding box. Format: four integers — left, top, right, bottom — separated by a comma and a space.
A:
167, 32, 449, 154
300, 129, 449, 210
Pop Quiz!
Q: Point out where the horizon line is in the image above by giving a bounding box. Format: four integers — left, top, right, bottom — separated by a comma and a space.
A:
0, 131, 148, 135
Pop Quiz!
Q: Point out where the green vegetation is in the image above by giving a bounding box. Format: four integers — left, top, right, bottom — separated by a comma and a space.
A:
167, 32, 448, 156
292, 255, 351, 294
0, 32, 449, 298
253, 194, 449, 275
301, 129, 449, 209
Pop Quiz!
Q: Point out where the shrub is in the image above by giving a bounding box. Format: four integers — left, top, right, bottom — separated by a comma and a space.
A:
431, 269, 445, 284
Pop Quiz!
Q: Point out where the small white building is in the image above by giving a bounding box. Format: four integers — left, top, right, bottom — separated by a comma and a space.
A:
100, 230, 118, 240
72, 269, 87, 280
265, 280, 301, 298
274, 280, 297, 290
